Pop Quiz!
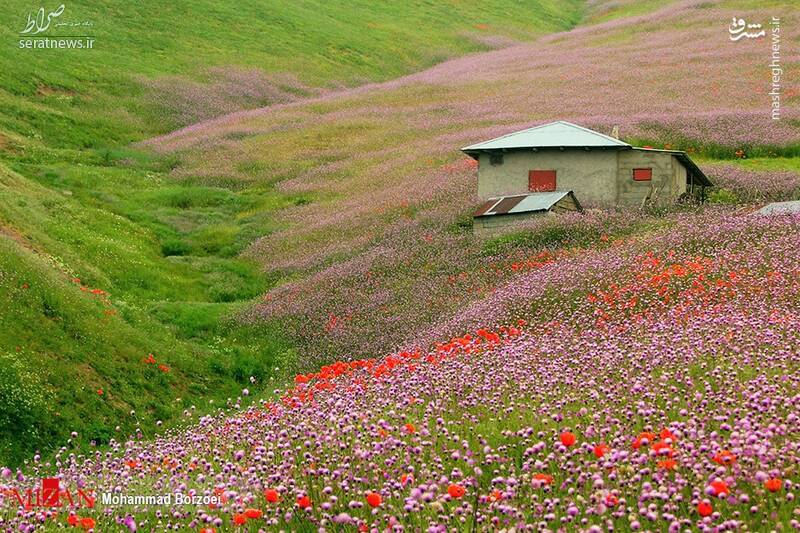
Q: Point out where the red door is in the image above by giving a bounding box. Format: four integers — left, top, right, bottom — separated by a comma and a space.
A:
529, 170, 556, 192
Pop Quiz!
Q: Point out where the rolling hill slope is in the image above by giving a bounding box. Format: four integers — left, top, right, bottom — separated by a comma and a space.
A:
1, 0, 582, 148
0, 0, 585, 464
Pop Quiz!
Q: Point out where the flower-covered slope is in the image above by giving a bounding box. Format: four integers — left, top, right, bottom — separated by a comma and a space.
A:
142, 0, 800, 367
2, 210, 799, 531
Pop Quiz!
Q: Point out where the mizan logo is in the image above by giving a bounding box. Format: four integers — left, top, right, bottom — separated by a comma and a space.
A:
2, 478, 95, 509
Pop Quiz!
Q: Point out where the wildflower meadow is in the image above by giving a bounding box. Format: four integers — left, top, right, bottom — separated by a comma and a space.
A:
1, 209, 798, 531
0, 0, 798, 531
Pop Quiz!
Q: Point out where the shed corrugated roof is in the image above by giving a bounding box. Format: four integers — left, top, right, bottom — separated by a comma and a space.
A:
474, 191, 574, 217
462, 121, 630, 152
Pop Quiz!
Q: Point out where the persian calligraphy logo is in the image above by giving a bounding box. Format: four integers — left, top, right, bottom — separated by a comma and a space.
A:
17, 4, 95, 49
727, 14, 782, 121
20, 3, 64, 34
728, 17, 766, 41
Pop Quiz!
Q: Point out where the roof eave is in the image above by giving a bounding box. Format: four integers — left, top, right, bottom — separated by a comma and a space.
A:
474, 208, 547, 219
630, 147, 712, 186
462, 145, 630, 156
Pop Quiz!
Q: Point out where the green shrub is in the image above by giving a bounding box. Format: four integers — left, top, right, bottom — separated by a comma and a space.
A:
191, 224, 240, 256
0, 353, 52, 463
447, 213, 474, 234
161, 239, 192, 256
708, 188, 740, 204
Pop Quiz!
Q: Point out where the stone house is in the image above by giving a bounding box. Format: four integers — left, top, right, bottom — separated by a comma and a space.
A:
462, 121, 712, 215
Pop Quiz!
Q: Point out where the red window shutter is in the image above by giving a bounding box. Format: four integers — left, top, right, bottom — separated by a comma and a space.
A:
633, 168, 652, 181
529, 170, 556, 192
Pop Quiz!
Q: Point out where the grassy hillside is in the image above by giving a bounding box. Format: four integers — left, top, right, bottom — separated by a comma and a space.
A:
0, 161, 299, 463
0, 0, 582, 148
0, 0, 796, 468
0, 1, 585, 464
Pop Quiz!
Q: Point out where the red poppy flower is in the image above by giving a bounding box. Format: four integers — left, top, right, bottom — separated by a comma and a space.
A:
709, 480, 729, 497
297, 495, 311, 509
593, 444, 609, 458
560, 431, 576, 447
404, 423, 416, 434
447, 484, 466, 498
244, 508, 262, 519
264, 489, 280, 503
651, 440, 674, 457
366, 492, 382, 507
233, 513, 247, 525
657, 459, 677, 470
765, 478, 782, 493
659, 428, 677, 443
697, 501, 713, 517
67, 514, 79, 526
96, 389, 103, 396
200, 529, 217, 533
712, 451, 736, 465
489, 490, 502, 502
632, 432, 656, 450
79, 517, 96, 530
533, 473, 553, 486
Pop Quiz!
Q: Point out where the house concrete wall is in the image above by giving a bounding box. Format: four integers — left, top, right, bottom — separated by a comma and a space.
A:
616, 151, 684, 206
477, 150, 618, 205
672, 156, 688, 196
477, 149, 691, 207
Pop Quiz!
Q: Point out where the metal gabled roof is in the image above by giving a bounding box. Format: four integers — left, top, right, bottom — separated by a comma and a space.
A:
462, 121, 630, 152
474, 191, 578, 218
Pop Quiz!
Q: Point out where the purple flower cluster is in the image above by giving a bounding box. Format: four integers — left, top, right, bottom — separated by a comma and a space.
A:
705, 164, 800, 203
143, 67, 315, 128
